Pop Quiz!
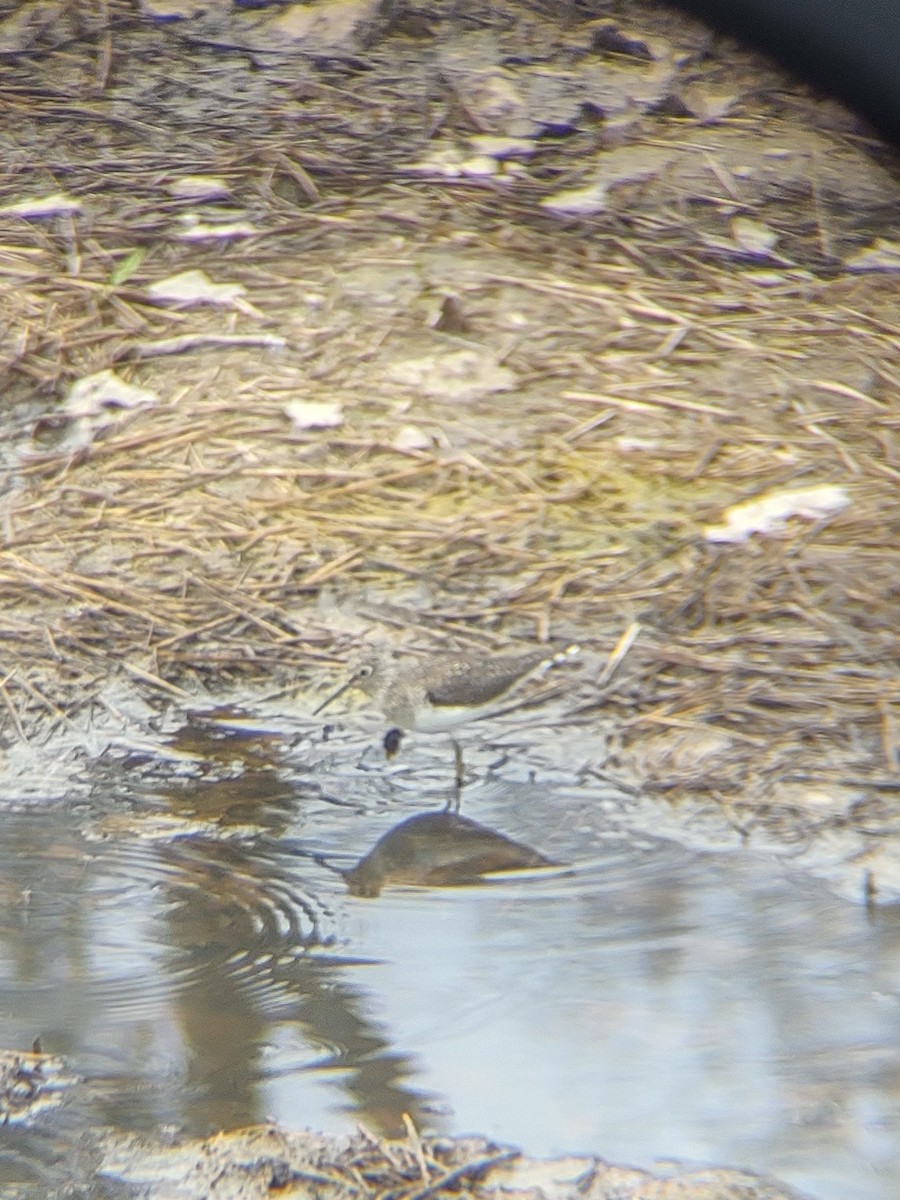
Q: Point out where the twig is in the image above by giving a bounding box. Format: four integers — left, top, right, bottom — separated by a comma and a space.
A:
563, 389, 733, 418
598, 621, 641, 687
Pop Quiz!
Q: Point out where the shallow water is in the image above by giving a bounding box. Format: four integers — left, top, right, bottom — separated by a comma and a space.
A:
0, 746, 898, 1200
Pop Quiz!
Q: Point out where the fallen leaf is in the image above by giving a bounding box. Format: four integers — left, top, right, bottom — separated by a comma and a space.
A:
845, 238, 900, 272
167, 175, 231, 200
0, 192, 81, 217
285, 400, 344, 429
147, 269, 246, 307
705, 485, 850, 542
175, 214, 257, 240
392, 425, 432, 452
731, 217, 778, 255
541, 182, 609, 216
63, 370, 159, 418
109, 248, 147, 287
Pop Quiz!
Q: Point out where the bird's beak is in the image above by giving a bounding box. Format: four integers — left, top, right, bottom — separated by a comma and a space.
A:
312, 677, 354, 716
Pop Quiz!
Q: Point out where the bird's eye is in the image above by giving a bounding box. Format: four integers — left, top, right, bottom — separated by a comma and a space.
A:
355, 663, 374, 679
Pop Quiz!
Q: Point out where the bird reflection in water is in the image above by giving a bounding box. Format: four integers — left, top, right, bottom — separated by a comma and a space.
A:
344, 811, 559, 898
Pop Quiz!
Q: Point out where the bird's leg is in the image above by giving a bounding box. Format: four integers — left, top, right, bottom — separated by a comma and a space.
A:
446, 738, 464, 813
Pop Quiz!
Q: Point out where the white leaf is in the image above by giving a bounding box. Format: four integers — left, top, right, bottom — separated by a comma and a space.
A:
705, 485, 850, 543
392, 425, 432, 451
285, 400, 344, 429
731, 217, 778, 255
845, 238, 900, 272
167, 175, 231, 200
0, 192, 81, 217
147, 270, 246, 307
175, 214, 257, 240
63, 370, 158, 418
540, 183, 609, 216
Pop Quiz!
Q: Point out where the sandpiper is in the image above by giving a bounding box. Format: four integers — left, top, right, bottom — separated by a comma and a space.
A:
313, 643, 579, 809
313, 644, 580, 733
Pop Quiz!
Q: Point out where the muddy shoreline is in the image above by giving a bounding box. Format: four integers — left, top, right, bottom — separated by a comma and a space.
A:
1, 2, 899, 1197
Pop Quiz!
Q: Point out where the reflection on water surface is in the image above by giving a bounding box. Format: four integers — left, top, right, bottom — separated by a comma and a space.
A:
0, 772, 897, 1200
344, 811, 557, 896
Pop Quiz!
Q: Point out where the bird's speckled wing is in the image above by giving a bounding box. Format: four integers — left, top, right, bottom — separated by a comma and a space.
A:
424, 652, 547, 708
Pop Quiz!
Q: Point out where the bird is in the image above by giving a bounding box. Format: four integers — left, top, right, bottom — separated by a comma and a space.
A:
313, 644, 579, 732
312, 644, 579, 806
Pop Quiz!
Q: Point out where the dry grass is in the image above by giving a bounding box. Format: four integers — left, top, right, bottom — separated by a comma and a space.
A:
0, 0, 898, 807
96, 1121, 802, 1200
